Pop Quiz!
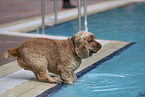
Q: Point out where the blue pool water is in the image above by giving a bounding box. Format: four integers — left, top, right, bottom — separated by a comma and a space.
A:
34, 3, 145, 97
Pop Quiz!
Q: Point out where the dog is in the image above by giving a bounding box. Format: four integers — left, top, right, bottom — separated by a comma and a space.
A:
4, 31, 102, 84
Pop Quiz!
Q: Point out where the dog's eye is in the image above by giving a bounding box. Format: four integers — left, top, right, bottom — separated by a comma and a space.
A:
89, 39, 93, 42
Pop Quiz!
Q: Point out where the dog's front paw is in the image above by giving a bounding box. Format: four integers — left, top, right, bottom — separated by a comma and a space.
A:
48, 77, 60, 84
63, 80, 73, 84
61, 76, 73, 84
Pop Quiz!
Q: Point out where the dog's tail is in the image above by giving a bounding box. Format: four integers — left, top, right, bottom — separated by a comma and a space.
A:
4, 48, 19, 59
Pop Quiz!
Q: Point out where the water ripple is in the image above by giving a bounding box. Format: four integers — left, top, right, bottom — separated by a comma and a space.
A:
96, 73, 126, 78
85, 73, 126, 78
93, 88, 119, 92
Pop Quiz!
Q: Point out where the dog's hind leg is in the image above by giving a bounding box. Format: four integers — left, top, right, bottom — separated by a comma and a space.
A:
17, 48, 60, 83
17, 57, 33, 71
36, 69, 60, 84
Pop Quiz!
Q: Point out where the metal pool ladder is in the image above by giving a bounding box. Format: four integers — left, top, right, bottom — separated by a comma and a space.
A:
37, 0, 88, 34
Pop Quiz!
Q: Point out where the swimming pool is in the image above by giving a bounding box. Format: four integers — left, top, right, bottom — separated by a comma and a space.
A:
35, 3, 145, 97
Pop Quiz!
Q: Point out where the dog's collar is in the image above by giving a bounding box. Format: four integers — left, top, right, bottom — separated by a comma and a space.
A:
71, 36, 75, 47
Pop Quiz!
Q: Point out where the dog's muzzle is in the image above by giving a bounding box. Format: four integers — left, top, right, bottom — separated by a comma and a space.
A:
89, 44, 102, 56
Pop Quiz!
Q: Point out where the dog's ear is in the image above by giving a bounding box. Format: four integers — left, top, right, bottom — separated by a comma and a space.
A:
75, 37, 89, 58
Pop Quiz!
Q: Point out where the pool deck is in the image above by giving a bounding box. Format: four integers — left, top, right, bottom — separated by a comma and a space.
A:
0, 0, 143, 97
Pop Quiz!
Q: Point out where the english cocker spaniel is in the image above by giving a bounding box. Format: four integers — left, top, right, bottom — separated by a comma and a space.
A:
4, 31, 102, 84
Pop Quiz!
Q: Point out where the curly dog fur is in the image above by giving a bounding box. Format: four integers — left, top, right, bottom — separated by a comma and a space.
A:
4, 31, 102, 84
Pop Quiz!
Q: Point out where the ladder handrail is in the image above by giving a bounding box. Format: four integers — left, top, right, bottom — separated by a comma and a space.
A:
78, 0, 81, 32
37, 0, 58, 34
84, 0, 88, 32
41, 0, 45, 34
54, 0, 57, 25
78, 0, 88, 32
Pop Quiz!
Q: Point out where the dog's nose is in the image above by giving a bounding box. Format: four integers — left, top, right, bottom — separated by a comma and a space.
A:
99, 44, 102, 48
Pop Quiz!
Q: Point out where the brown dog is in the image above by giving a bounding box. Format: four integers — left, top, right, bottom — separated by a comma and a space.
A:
4, 31, 101, 84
